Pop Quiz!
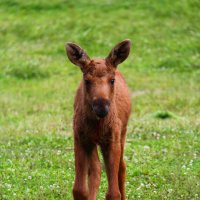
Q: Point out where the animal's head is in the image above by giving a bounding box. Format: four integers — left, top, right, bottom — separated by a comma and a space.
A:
65, 39, 131, 118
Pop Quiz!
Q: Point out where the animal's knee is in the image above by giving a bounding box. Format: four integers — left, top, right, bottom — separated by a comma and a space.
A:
89, 163, 101, 181
120, 160, 126, 172
96, 164, 101, 183
106, 191, 121, 200
73, 187, 88, 200
96, 162, 101, 175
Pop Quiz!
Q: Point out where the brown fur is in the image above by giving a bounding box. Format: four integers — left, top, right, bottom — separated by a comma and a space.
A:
65, 40, 132, 200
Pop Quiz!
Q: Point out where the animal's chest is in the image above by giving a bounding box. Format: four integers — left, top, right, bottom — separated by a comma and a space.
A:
86, 119, 111, 145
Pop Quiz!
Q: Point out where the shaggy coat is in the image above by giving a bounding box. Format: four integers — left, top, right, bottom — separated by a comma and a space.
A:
65, 39, 131, 200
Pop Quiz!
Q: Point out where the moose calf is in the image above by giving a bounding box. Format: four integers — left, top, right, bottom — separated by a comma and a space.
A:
65, 39, 132, 200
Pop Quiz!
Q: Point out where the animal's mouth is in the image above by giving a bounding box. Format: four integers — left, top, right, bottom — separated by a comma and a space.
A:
92, 98, 110, 118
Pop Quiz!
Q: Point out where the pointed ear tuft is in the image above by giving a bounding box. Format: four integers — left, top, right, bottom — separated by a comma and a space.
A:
65, 42, 90, 68
106, 39, 131, 67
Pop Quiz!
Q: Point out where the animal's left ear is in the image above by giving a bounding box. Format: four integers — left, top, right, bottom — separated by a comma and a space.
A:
106, 39, 131, 67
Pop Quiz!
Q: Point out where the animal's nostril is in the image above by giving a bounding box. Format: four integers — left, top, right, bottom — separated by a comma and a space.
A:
92, 98, 110, 118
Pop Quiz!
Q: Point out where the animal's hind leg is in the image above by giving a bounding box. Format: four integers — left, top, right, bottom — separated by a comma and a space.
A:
118, 128, 127, 200
118, 157, 126, 200
88, 146, 101, 200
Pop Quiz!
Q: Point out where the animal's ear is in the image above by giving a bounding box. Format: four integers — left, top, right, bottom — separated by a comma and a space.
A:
65, 42, 91, 68
106, 39, 131, 67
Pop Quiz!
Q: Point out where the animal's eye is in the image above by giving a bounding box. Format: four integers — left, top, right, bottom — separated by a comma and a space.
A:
85, 79, 91, 86
110, 79, 115, 85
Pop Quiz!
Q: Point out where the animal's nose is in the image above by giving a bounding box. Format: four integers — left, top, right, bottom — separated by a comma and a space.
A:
92, 98, 110, 118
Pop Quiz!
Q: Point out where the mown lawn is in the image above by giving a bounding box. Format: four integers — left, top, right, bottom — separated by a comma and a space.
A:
0, 0, 200, 199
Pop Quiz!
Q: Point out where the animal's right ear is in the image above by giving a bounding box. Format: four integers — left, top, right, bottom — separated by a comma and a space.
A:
65, 42, 91, 68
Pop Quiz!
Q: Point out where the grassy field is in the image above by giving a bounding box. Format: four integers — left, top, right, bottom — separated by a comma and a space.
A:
0, 0, 200, 199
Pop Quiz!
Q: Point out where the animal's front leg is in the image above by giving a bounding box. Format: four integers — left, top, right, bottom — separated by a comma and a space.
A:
88, 145, 101, 200
73, 138, 89, 200
102, 140, 121, 200
118, 128, 127, 200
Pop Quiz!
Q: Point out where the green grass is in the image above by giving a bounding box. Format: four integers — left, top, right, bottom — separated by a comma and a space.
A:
0, 0, 200, 199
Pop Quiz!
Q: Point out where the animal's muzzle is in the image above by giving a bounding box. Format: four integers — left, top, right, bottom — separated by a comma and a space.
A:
92, 98, 110, 118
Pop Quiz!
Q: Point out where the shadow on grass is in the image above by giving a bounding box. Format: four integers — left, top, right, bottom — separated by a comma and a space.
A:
153, 110, 179, 119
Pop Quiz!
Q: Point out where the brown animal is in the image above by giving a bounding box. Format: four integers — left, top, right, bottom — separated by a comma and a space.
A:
65, 39, 132, 200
